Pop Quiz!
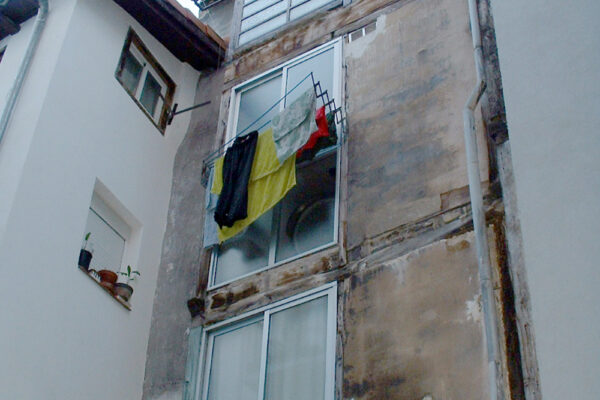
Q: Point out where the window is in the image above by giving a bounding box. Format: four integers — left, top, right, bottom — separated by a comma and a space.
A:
83, 192, 131, 272
197, 283, 337, 400
209, 39, 342, 287
78, 184, 140, 309
238, 0, 342, 46
115, 29, 175, 133
0, 47, 5, 64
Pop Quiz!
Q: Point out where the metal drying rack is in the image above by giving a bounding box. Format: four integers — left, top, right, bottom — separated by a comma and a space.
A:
201, 71, 346, 186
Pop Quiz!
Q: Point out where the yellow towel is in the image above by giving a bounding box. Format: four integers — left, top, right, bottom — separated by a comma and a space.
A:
212, 128, 296, 242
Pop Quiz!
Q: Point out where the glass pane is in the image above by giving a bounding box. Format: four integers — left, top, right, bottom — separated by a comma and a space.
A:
275, 153, 336, 262
140, 72, 162, 117
214, 210, 273, 285
208, 320, 264, 400
84, 208, 125, 271
242, 0, 284, 21
239, 13, 287, 46
285, 47, 334, 106
120, 51, 142, 94
265, 296, 328, 400
236, 75, 282, 135
241, 1, 286, 33
290, 0, 333, 21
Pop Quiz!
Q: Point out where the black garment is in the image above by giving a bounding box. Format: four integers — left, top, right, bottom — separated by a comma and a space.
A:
214, 131, 259, 228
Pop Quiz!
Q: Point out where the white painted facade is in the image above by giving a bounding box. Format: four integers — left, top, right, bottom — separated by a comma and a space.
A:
492, 0, 600, 398
0, 0, 200, 398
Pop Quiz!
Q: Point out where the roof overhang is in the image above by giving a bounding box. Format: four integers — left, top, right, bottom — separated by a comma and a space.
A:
112, 0, 226, 71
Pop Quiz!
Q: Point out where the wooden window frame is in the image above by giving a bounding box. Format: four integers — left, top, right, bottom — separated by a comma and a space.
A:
115, 28, 176, 134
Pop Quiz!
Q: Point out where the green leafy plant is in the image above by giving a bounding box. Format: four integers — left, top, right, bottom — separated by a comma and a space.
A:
82, 232, 91, 250
119, 265, 140, 283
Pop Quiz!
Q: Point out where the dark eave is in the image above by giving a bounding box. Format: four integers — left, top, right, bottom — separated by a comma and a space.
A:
0, 0, 39, 41
112, 0, 226, 71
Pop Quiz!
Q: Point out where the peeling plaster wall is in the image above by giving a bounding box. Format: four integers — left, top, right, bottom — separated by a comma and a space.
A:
144, 0, 509, 398
143, 69, 225, 400
344, 0, 487, 249
341, 231, 489, 400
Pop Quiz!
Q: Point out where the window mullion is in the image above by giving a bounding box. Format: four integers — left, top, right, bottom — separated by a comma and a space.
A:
267, 205, 279, 266
257, 310, 271, 400
135, 67, 149, 100
201, 334, 215, 400
286, 0, 292, 22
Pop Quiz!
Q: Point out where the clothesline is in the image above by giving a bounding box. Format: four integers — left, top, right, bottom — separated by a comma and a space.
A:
200, 71, 346, 187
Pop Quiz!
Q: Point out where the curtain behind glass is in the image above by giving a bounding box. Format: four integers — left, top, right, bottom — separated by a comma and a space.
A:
265, 296, 328, 400
208, 320, 263, 400
84, 208, 125, 272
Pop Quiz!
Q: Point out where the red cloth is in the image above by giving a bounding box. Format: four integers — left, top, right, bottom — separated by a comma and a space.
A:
297, 106, 328, 157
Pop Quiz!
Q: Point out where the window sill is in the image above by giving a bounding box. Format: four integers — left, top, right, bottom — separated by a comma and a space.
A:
118, 82, 167, 136
208, 242, 339, 291
79, 266, 132, 311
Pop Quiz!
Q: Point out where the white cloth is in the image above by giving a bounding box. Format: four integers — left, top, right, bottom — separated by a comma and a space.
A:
271, 89, 317, 164
203, 168, 219, 248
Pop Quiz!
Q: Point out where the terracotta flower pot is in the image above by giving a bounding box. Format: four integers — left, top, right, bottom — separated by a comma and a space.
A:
98, 270, 118, 284
114, 283, 134, 302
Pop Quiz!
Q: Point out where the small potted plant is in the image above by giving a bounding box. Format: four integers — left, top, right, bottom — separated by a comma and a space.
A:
98, 268, 119, 294
115, 265, 140, 302
78, 232, 93, 270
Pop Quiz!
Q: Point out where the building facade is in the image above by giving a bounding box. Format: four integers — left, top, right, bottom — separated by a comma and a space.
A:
143, 0, 534, 399
0, 0, 223, 398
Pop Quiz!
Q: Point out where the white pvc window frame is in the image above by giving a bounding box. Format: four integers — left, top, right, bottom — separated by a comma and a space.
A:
195, 282, 338, 400
237, 0, 343, 47
208, 38, 343, 289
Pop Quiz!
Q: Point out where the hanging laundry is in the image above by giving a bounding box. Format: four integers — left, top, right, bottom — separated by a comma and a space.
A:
297, 106, 328, 159
214, 131, 258, 228
297, 110, 338, 163
271, 89, 317, 164
203, 168, 219, 248
212, 128, 296, 243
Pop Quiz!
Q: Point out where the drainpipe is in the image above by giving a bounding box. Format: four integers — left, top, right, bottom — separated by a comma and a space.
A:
0, 0, 49, 148
463, 0, 500, 399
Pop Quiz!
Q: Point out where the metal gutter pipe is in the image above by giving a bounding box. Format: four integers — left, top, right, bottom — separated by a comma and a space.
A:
464, 0, 500, 399
0, 0, 49, 148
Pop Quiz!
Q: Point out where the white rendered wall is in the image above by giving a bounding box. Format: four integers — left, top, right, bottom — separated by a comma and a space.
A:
492, 0, 600, 398
0, 0, 199, 398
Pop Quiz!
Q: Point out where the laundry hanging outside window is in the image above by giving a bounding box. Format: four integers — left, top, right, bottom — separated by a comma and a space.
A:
203, 73, 342, 247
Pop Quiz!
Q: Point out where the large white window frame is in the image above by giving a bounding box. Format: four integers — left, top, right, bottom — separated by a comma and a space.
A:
208, 38, 343, 289
195, 282, 338, 400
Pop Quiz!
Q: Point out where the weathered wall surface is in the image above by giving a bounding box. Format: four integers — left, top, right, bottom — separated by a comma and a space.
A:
342, 231, 489, 400
345, 0, 487, 250
143, 69, 225, 400
144, 0, 509, 399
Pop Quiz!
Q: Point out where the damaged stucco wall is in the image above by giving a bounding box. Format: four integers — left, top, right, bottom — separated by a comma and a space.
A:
144, 0, 517, 399
341, 231, 490, 400
344, 0, 487, 249
143, 68, 225, 400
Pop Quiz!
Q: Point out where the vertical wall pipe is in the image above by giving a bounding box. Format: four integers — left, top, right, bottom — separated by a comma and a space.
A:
464, 0, 501, 399
0, 0, 49, 148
